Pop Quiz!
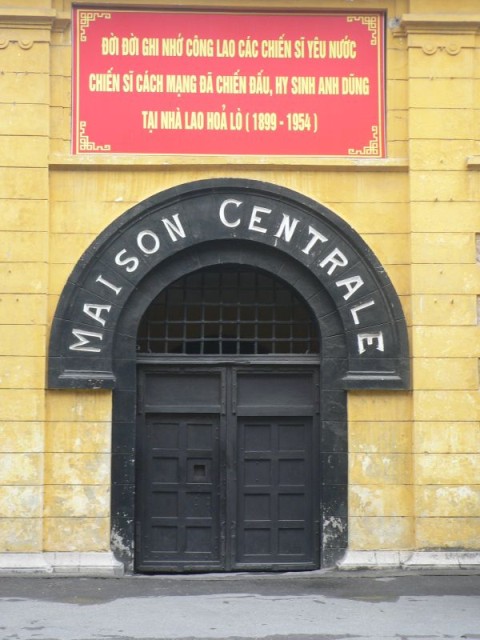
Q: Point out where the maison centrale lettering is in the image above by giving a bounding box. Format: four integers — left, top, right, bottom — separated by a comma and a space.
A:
69, 199, 384, 357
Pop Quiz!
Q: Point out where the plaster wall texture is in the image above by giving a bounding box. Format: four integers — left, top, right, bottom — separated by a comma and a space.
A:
0, 0, 478, 567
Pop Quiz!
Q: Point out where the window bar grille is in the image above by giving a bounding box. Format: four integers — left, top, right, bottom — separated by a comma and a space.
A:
137, 266, 319, 355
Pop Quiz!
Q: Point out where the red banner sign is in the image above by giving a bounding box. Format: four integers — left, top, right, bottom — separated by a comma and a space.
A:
73, 9, 385, 156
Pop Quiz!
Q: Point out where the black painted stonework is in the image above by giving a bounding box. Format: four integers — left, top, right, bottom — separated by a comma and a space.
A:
48, 179, 409, 390
47, 179, 410, 572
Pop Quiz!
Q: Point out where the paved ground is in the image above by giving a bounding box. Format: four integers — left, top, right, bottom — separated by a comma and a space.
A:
1, 569, 480, 640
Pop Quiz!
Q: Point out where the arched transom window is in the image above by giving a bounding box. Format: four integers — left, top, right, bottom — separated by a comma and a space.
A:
137, 266, 320, 355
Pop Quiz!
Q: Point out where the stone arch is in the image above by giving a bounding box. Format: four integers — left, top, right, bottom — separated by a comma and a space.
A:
48, 179, 409, 390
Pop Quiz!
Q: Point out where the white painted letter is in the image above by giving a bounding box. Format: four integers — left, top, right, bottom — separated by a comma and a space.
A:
96, 275, 122, 296
274, 214, 299, 242
335, 275, 364, 300
319, 247, 348, 275
69, 329, 103, 353
350, 300, 375, 325
301, 226, 328, 255
248, 206, 271, 234
219, 198, 242, 228
357, 331, 385, 354
137, 230, 160, 255
115, 249, 139, 273
83, 303, 112, 327
162, 213, 186, 241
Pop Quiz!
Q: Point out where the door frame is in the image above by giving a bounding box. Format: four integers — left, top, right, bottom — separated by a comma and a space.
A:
134, 361, 322, 573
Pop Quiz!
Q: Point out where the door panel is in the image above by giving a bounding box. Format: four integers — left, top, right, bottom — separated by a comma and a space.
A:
144, 371, 224, 413
235, 416, 315, 569
136, 365, 319, 573
235, 371, 317, 415
137, 414, 222, 571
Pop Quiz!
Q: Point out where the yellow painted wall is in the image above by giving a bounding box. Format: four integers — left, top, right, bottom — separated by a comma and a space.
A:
406, 10, 480, 551
0, 0, 478, 561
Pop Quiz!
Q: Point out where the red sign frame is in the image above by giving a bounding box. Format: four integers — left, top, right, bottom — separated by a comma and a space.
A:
72, 9, 386, 157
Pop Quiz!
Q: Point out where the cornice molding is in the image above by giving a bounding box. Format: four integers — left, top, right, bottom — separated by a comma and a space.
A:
0, 8, 69, 31
48, 154, 409, 172
467, 156, 480, 171
399, 13, 480, 35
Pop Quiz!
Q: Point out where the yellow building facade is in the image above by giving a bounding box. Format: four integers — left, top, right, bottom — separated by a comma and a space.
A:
0, 0, 479, 575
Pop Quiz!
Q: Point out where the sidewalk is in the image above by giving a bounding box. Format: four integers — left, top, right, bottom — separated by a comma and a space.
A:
1, 568, 479, 640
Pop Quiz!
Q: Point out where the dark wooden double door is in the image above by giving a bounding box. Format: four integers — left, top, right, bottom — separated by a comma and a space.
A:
135, 365, 320, 572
